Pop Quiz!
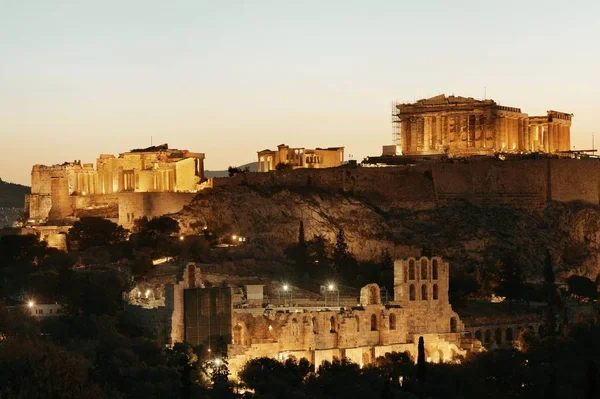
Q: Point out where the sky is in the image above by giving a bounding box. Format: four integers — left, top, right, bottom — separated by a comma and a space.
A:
1, 0, 599, 185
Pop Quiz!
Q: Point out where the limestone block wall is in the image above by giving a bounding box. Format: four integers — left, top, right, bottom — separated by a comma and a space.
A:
117, 192, 196, 229
48, 177, 72, 221
432, 160, 548, 208
549, 159, 600, 204
175, 158, 198, 192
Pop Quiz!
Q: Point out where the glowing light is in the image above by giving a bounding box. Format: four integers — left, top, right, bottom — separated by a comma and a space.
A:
207, 348, 211, 353
426, 357, 432, 362
282, 284, 289, 291
179, 235, 184, 241
232, 235, 237, 240
214, 358, 222, 366
27, 301, 35, 308
82, 191, 86, 195
268, 325, 273, 331
328, 283, 335, 291
145, 289, 151, 298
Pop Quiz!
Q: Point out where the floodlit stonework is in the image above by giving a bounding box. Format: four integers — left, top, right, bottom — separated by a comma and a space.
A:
25, 144, 207, 229
393, 94, 572, 155
257, 144, 344, 172
123, 257, 470, 376
226, 256, 467, 376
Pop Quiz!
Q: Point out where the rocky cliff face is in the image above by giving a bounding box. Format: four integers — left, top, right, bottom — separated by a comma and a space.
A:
174, 184, 600, 280
175, 185, 393, 261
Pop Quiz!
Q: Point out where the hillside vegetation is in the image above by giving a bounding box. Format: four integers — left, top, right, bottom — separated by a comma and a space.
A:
175, 184, 600, 282
0, 178, 29, 208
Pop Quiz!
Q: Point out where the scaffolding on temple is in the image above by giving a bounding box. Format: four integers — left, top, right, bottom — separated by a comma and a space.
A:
391, 102, 401, 147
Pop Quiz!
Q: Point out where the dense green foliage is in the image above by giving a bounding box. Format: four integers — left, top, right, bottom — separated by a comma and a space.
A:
68, 217, 129, 250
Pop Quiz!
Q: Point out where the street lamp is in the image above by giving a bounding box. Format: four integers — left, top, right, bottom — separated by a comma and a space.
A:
325, 283, 339, 306
27, 300, 35, 308
280, 283, 292, 306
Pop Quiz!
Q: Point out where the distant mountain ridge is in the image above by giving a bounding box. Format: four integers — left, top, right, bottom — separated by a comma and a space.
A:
204, 162, 258, 178
0, 178, 29, 208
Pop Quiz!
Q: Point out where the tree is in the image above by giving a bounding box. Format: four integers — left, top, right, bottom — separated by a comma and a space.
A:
417, 336, 426, 396
68, 217, 128, 250
495, 257, 526, 307
0, 234, 47, 265
130, 253, 153, 276
333, 229, 350, 272
543, 252, 560, 336
297, 221, 308, 268
566, 275, 598, 301
275, 162, 293, 171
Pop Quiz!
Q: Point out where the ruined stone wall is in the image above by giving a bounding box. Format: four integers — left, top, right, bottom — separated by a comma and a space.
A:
117, 192, 196, 229
214, 167, 437, 211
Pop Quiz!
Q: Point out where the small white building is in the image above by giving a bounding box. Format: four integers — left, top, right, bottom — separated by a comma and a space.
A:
26, 303, 63, 318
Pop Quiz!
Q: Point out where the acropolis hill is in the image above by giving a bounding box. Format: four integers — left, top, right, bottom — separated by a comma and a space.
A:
18, 94, 600, 279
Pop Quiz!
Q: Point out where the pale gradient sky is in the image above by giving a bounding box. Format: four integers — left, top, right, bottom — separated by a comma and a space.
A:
1, 0, 599, 185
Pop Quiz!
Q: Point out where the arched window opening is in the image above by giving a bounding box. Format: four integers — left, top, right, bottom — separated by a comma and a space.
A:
409, 284, 416, 301
432, 259, 439, 280
370, 314, 377, 331
433, 284, 438, 300
409, 260, 415, 280
475, 330, 482, 341
291, 318, 299, 337
404, 266, 408, 283
450, 317, 457, 333
421, 259, 428, 279
495, 328, 502, 345
355, 315, 360, 332
330, 316, 336, 333
389, 313, 397, 330
369, 286, 378, 304
421, 284, 428, 300
233, 324, 244, 345
484, 330, 491, 344
312, 317, 318, 334
506, 328, 513, 341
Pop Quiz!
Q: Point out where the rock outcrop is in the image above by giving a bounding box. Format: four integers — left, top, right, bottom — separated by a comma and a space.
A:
174, 184, 600, 280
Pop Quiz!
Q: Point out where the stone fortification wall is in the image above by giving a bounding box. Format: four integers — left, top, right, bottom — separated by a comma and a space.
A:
432, 160, 548, 208
549, 158, 600, 204
117, 192, 196, 229
214, 167, 437, 211
214, 158, 600, 211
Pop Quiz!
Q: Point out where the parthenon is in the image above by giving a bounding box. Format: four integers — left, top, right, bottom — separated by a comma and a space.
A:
393, 94, 573, 155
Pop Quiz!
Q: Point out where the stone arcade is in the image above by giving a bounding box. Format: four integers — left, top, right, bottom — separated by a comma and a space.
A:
124, 257, 470, 377
227, 256, 467, 375
393, 94, 573, 155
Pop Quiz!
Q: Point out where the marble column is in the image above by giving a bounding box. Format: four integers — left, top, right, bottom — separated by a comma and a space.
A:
513, 118, 519, 149
563, 125, 571, 151
542, 126, 549, 152
521, 119, 529, 151
517, 118, 524, 151
495, 117, 502, 150
436, 116, 443, 151
423, 117, 431, 152
401, 119, 409, 154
